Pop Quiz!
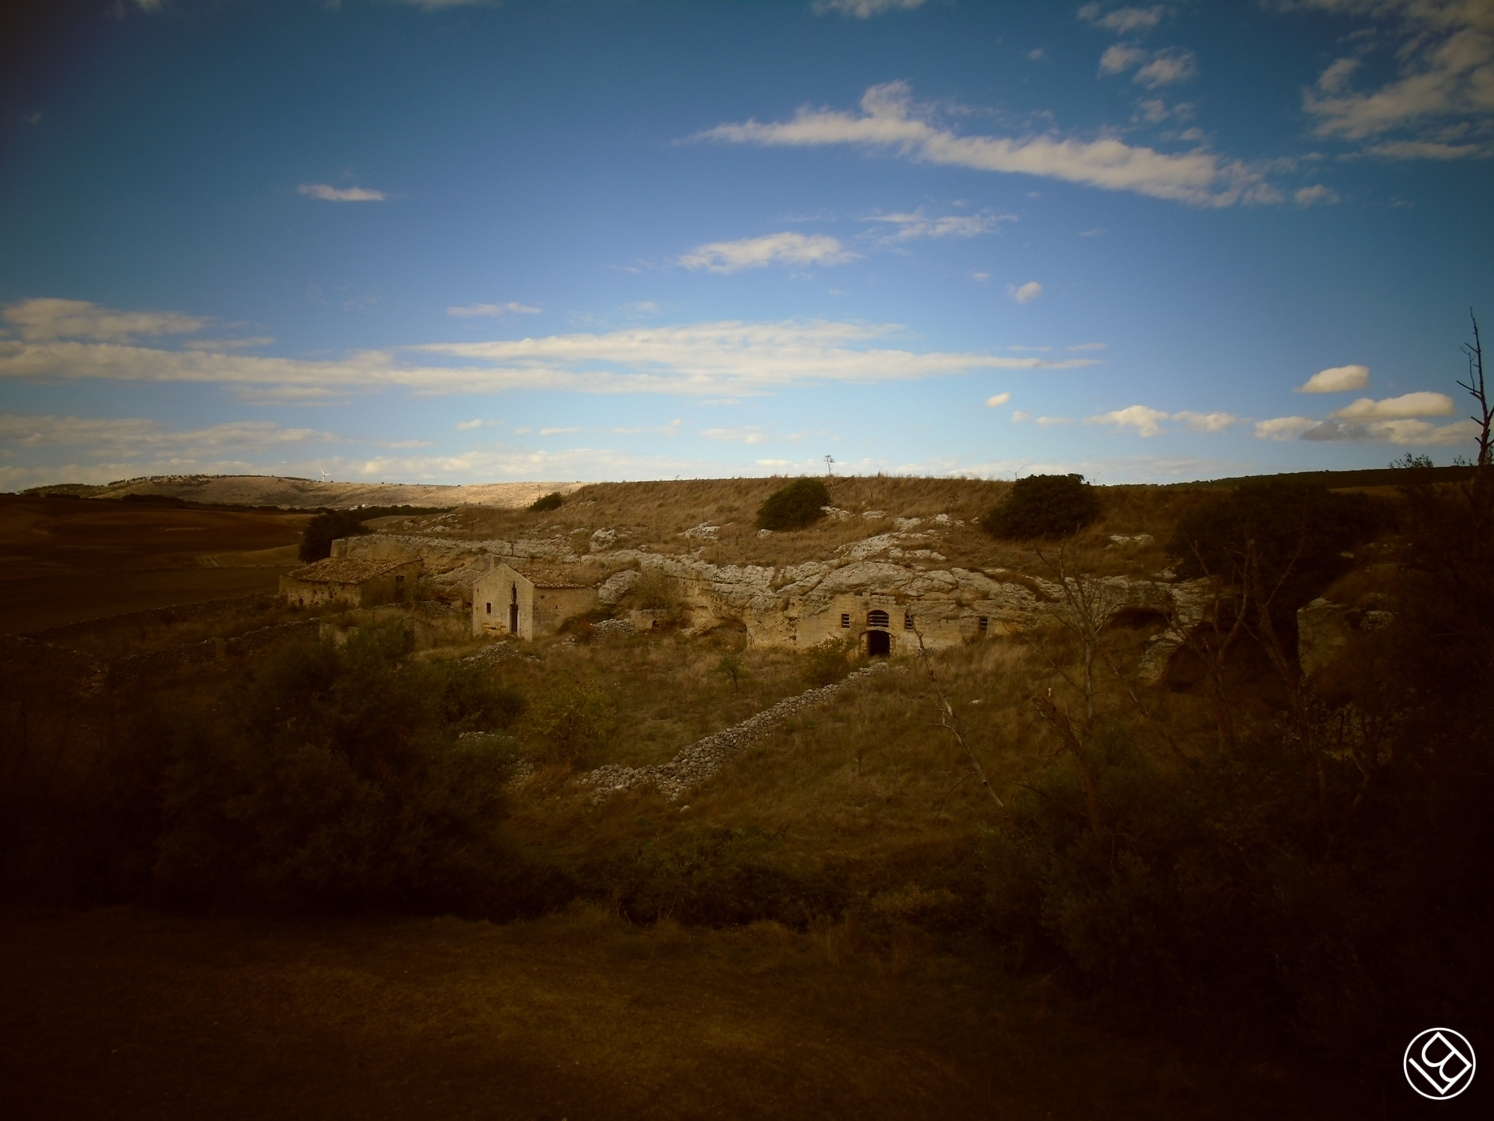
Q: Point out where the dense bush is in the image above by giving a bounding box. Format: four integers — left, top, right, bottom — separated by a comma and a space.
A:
755, 477, 831, 531
152, 627, 554, 915
526, 682, 617, 768
529, 491, 565, 512
298, 509, 371, 562
982, 474, 1101, 540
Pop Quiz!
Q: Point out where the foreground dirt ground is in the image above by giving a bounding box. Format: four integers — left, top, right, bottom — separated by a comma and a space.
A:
0, 906, 1363, 1121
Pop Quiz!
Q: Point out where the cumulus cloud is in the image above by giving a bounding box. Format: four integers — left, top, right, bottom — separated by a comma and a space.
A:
985, 391, 1012, 407
298, 184, 388, 202
1255, 416, 1321, 440
1330, 391, 1456, 419
456, 418, 499, 430
1173, 410, 1241, 432
679, 232, 858, 272
3, 298, 207, 343
1301, 417, 1479, 445
1099, 44, 1149, 74
1297, 363, 1370, 392
1008, 281, 1044, 304
1298, 0, 1494, 154
1079, 4, 1165, 35
694, 81, 1278, 207
812, 0, 927, 16
867, 209, 1014, 242
1088, 406, 1241, 436
447, 302, 541, 317
0, 312, 1100, 399
1087, 404, 1171, 436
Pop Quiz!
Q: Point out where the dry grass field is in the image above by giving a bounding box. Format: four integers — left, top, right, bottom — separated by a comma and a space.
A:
0, 904, 1358, 1121
0, 494, 310, 634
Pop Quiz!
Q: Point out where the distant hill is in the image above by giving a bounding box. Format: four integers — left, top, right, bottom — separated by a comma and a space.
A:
20, 474, 584, 510
1170, 465, 1475, 490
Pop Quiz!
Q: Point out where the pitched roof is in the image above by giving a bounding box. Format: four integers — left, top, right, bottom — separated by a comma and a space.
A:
286, 557, 416, 585
517, 565, 599, 589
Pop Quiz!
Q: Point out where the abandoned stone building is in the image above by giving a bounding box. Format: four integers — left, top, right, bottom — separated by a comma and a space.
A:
279, 556, 423, 610
471, 563, 601, 640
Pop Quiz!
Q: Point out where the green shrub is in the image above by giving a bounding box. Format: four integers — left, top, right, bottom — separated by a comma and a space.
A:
527, 682, 617, 768
631, 568, 680, 612
529, 491, 565, 513
800, 641, 851, 688
154, 626, 539, 915
982, 475, 1101, 540
755, 477, 831, 531
298, 509, 371, 562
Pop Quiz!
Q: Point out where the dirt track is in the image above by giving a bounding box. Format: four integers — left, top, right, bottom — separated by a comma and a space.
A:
0, 495, 311, 634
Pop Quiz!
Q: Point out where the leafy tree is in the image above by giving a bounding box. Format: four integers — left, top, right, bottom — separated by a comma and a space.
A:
298, 509, 371, 562
755, 477, 831, 531
982, 474, 1101, 540
529, 491, 565, 512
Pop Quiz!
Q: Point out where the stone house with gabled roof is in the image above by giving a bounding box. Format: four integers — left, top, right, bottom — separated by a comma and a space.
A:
279, 556, 423, 610
472, 562, 601, 640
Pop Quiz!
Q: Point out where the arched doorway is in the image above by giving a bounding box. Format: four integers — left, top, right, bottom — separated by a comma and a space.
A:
866, 629, 890, 656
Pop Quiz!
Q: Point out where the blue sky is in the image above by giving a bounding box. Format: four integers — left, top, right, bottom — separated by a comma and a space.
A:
1, 0, 1491, 487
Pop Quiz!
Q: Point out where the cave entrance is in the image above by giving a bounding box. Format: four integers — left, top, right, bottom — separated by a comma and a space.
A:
866, 629, 891, 657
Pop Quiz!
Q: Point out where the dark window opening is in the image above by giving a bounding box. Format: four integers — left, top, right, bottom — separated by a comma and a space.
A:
978, 617, 989, 634
867, 630, 891, 657
904, 612, 914, 630
840, 613, 850, 629
867, 609, 890, 629
396, 575, 404, 583
486, 602, 492, 615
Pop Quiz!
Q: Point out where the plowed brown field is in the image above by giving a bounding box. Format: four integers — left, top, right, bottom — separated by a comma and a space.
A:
0, 495, 310, 634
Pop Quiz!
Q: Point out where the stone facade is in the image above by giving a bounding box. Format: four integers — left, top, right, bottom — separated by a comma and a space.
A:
279, 556, 422, 610
472, 563, 600, 640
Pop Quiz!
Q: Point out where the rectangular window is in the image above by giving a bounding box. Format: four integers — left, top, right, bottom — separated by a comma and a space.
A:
904, 612, 913, 630
840, 613, 850, 629
396, 575, 404, 583
978, 617, 989, 633
486, 602, 492, 614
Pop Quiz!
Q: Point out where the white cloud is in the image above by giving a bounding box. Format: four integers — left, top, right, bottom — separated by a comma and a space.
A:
456, 418, 500, 431
3, 297, 206, 342
1028, 48, 1047, 61
679, 232, 858, 273
695, 81, 1279, 207
970, 270, 991, 281
1297, 363, 1370, 392
1009, 280, 1044, 304
1012, 410, 1033, 422
1088, 404, 1171, 436
1080, 4, 1165, 35
0, 413, 330, 459
539, 426, 582, 436
1037, 415, 1076, 427
1102, 45, 1197, 86
1300, 417, 1479, 445
1254, 416, 1322, 440
1299, 0, 1494, 152
1068, 341, 1107, 350
297, 184, 388, 202
611, 419, 682, 437
811, 0, 927, 17
1330, 391, 1456, 419
1099, 43, 1149, 75
701, 426, 772, 444
1, 313, 1100, 398
1173, 410, 1241, 432
447, 302, 541, 317
985, 391, 1012, 408
867, 209, 1014, 242
1294, 184, 1341, 205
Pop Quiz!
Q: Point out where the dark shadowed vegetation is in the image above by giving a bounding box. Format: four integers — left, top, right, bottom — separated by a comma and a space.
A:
755, 477, 831, 531
982, 474, 1102, 540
